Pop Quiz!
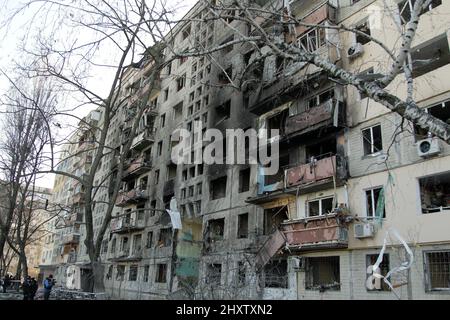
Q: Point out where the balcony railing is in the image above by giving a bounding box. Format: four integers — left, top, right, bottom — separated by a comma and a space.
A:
122, 157, 152, 180
131, 127, 156, 151
110, 216, 146, 234
281, 213, 349, 251
62, 233, 80, 245
285, 154, 337, 189
115, 188, 148, 207
285, 99, 344, 137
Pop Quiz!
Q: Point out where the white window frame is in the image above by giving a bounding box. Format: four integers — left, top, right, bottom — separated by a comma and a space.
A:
306, 196, 335, 217
297, 26, 326, 53
362, 124, 383, 155
364, 186, 384, 218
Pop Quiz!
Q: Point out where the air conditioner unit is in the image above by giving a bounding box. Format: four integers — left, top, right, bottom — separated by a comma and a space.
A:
354, 223, 374, 239
347, 43, 364, 59
417, 138, 441, 157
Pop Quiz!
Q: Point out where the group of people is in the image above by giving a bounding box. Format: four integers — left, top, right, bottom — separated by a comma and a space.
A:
1, 273, 56, 300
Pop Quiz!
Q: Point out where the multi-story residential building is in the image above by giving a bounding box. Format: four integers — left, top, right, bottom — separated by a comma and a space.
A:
42, 0, 450, 300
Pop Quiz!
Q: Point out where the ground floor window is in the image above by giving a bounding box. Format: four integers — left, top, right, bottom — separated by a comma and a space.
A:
366, 254, 390, 291
305, 256, 340, 291
424, 251, 450, 291
263, 259, 288, 288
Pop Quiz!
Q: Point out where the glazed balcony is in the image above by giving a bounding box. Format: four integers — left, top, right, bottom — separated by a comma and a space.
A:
110, 216, 145, 234
131, 127, 156, 151
285, 99, 345, 138
282, 214, 348, 251
122, 157, 152, 180
115, 188, 148, 207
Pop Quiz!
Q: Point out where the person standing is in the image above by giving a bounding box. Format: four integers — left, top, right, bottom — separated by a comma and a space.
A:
43, 274, 55, 300
22, 276, 31, 300
30, 278, 38, 300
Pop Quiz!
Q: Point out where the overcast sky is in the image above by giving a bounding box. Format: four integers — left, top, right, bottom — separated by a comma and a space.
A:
0, 0, 198, 189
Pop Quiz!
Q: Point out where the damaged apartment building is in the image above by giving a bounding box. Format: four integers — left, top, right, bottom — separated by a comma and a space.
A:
41, 0, 450, 300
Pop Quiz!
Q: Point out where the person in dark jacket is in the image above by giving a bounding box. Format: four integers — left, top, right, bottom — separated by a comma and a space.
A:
43, 274, 56, 300
2, 275, 10, 293
29, 278, 38, 300
22, 276, 32, 300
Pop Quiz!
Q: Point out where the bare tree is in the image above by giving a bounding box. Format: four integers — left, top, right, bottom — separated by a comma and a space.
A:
0, 76, 55, 278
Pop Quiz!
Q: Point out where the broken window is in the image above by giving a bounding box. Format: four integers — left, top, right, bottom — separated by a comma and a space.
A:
189, 166, 195, 178
157, 141, 163, 156
197, 164, 203, 175
362, 124, 383, 155
173, 101, 183, 122
106, 265, 113, 280
129, 265, 138, 281
167, 163, 177, 181
235, 262, 245, 287
160, 114, 166, 128
116, 265, 125, 281
263, 259, 288, 288
414, 99, 450, 139
365, 187, 386, 218
398, 0, 442, 25
163, 88, 169, 102
155, 264, 167, 283
139, 177, 148, 191
307, 197, 334, 217
264, 151, 289, 186
218, 66, 232, 84
239, 168, 250, 193
237, 213, 249, 239
206, 263, 222, 285
132, 234, 142, 255
267, 109, 288, 137
210, 176, 227, 200
298, 26, 326, 52
158, 228, 172, 247
307, 89, 335, 110
150, 200, 156, 216
410, 33, 450, 78
419, 172, 450, 214
154, 170, 160, 185
197, 183, 202, 195
424, 251, 450, 291
366, 254, 390, 291
208, 218, 225, 242
263, 206, 288, 235
188, 185, 194, 197
143, 265, 150, 282
305, 137, 336, 163
146, 231, 153, 248
355, 19, 371, 45
305, 256, 340, 291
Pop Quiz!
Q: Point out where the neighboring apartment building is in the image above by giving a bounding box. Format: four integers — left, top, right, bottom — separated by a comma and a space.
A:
42, 0, 450, 300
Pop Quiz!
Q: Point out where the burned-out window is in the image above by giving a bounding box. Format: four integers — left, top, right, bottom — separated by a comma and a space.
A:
239, 168, 250, 193
215, 100, 231, 125
167, 163, 177, 181
264, 152, 289, 186
355, 19, 371, 45
263, 206, 288, 235
132, 234, 142, 255
305, 137, 336, 163
263, 259, 288, 288
362, 124, 383, 155
129, 265, 138, 281
146, 231, 153, 248
116, 265, 125, 281
414, 100, 450, 140
106, 265, 113, 280
210, 176, 227, 200
365, 187, 386, 218
143, 265, 150, 282
366, 254, 390, 291
173, 101, 183, 122
298, 26, 326, 52
267, 109, 288, 136
155, 264, 167, 283
419, 172, 450, 214
154, 170, 160, 185
398, 0, 442, 25
181, 24, 191, 40
158, 228, 172, 247
238, 261, 246, 286
206, 263, 222, 285
307, 197, 334, 217
307, 89, 334, 110
237, 213, 249, 239
208, 218, 225, 242
305, 256, 340, 291
424, 251, 450, 291
410, 34, 450, 78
